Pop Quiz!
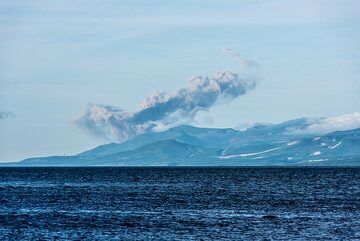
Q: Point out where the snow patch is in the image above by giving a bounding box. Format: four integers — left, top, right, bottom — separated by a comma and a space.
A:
287, 140, 299, 146
252, 156, 265, 160
307, 159, 325, 162
328, 141, 342, 149
219, 147, 280, 159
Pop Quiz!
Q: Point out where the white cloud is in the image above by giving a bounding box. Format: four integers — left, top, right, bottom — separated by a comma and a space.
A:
235, 112, 360, 135
235, 122, 270, 131
288, 112, 360, 134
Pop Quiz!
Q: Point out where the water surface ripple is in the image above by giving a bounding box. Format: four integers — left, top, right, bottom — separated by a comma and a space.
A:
0, 167, 359, 240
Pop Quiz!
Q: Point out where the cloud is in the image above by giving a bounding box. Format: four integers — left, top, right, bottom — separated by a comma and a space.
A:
236, 112, 360, 134
223, 48, 259, 69
235, 122, 270, 131
268, 112, 360, 135
0, 111, 15, 120
293, 112, 360, 134
75, 70, 258, 141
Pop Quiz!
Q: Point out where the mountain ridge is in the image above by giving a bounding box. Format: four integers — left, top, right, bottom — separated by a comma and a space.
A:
3, 121, 360, 166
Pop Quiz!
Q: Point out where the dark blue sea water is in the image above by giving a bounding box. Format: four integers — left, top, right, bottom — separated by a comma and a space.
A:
0, 167, 359, 240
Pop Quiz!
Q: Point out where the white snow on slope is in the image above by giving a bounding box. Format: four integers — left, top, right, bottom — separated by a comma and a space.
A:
328, 141, 342, 149
307, 159, 325, 162
287, 140, 299, 146
219, 148, 280, 159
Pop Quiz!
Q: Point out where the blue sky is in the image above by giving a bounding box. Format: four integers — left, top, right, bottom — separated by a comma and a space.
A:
0, 0, 359, 162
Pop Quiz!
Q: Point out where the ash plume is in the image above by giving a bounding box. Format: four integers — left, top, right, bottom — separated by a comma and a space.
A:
75, 52, 259, 141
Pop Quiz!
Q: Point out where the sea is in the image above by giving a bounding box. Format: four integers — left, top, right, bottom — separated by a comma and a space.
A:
0, 167, 359, 240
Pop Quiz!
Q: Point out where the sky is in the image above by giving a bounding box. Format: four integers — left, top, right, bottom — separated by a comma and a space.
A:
0, 0, 359, 162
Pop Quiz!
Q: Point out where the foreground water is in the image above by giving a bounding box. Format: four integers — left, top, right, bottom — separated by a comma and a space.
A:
0, 167, 359, 240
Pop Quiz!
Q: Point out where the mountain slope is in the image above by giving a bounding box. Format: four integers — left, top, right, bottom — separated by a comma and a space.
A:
217, 128, 360, 166
92, 139, 218, 166
77, 125, 235, 157
77, 119, 314, 158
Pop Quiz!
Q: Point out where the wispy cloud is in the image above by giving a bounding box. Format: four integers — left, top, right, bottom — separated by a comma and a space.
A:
224, 48, 259, 69
0, 111, 15, 120
291, 112, 360, 134
235, 112, 360, 135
